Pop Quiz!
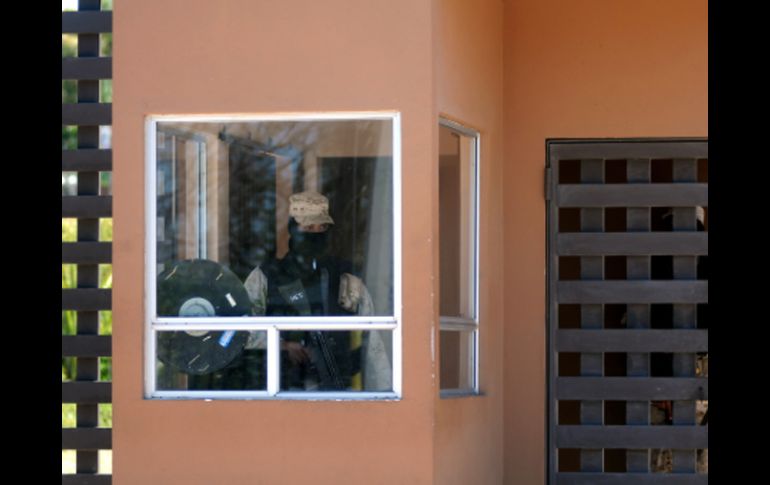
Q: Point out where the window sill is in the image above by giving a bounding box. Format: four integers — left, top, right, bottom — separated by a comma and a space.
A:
147, 391, 401, 401
439, 389, 483, 399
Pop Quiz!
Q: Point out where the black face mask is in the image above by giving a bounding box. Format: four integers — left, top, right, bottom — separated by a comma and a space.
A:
289, 223, 329, 258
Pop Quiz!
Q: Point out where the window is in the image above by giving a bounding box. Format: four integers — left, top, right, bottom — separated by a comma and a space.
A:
438, 118, 479, 395
145, 113, 401, 399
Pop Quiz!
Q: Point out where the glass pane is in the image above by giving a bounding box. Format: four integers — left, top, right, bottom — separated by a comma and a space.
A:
438, 123, 477, 319
439, 329, 475, 391
155, 118, 394, 318
156, 260, 254, 318
279, 330, 392, 392
156, 331, 266, 390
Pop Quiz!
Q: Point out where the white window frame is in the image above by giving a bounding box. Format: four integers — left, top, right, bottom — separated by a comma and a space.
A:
438, 117, 480, 397
144, 111, 402, 400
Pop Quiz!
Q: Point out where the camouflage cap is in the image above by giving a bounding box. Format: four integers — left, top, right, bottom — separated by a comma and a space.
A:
288, 190, 335, 226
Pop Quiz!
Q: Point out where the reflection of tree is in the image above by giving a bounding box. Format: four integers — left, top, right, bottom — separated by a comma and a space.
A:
322, 157, 378, 272
321, 155, 393, 316
244, 122, 321, 156
227, 144, 279, 281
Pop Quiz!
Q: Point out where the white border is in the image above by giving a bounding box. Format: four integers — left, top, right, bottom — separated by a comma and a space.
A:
145, 119, 157, 397
144, 111, 402, 400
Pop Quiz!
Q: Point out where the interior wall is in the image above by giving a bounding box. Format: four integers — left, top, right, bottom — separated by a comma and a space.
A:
501, 0, 708, 482
433, 0, 504, 483
112, 1, 438, 483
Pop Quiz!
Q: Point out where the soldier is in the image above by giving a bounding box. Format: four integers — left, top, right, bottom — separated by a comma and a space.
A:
243, 190, 390, 391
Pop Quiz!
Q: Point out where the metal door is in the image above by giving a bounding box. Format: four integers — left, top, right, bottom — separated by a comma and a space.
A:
547, 139, 708, 484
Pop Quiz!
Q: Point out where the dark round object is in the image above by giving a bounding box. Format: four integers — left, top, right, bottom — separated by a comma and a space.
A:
156, 259, 251, 375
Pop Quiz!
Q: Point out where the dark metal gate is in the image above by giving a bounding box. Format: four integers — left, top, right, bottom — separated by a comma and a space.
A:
547, 139, 708, 484
62, 1, 113, 483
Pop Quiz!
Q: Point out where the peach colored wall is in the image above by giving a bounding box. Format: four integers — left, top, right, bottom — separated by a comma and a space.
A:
433, 0, 504, 484
111, 0, 706, 482
502, 0, 707, 483
112, 1, 438, 484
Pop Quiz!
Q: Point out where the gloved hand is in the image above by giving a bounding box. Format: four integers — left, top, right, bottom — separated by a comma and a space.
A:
338, 272, 365, 313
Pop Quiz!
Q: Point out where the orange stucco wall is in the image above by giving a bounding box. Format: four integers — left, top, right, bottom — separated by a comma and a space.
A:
502, 0, 707, 483
113, 1, 439, 484
111, 0, 706, 483
433, 0, 504, 484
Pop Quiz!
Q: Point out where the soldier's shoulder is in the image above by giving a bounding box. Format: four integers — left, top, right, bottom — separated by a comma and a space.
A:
244, 264, 268, 289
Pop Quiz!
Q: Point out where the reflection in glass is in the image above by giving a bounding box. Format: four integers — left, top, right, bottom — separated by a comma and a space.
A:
438, 123, 476, 319
439, 330, 475, 391
155, 119, 394, 316
156, 259, 253, 318
151, 117, 397, 397
438, 120, 478, 394
156, 331, 266, 391
280, 330, 392, 392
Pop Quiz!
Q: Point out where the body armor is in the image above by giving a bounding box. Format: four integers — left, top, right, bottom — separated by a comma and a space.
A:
258, 253, 360, 390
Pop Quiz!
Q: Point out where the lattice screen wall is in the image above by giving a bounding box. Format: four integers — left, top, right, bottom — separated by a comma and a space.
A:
547, 140, 708, 484
62, 1, 113, 484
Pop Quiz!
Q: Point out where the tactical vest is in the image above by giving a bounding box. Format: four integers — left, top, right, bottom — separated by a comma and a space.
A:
261, 254, 360, 390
